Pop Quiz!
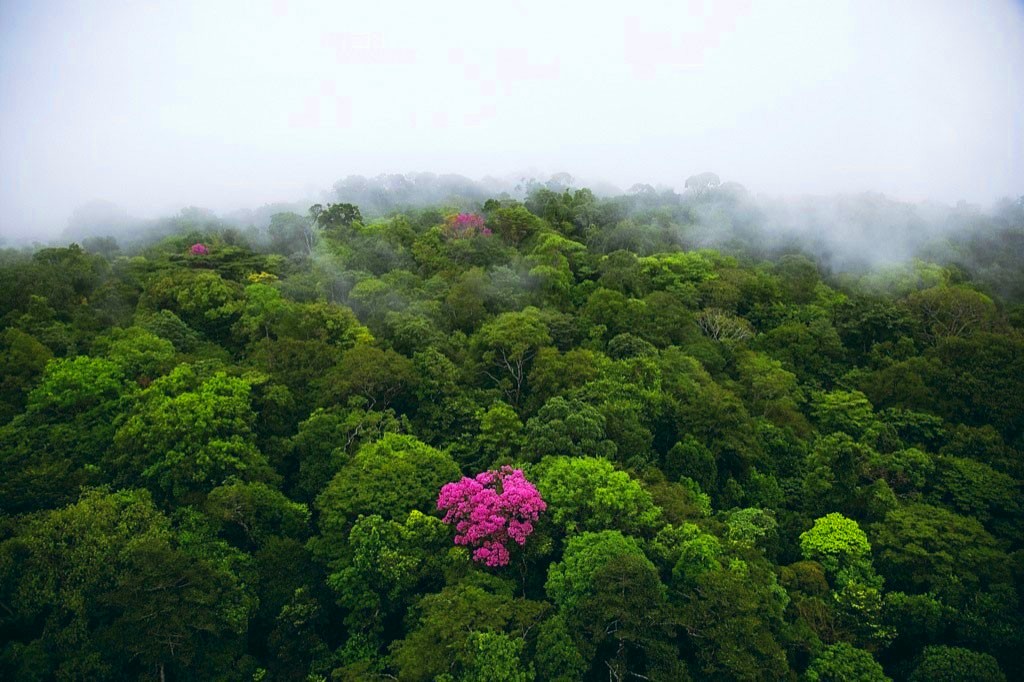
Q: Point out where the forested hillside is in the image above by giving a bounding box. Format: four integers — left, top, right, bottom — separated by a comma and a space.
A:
1, 184, 1022, 681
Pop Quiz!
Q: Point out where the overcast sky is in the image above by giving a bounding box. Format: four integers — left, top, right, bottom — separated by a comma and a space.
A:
1, 0, 1023, 239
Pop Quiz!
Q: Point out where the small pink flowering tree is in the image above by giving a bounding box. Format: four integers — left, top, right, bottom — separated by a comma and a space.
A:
189, 243, 209, 255
437, 466, 546, 567
442, 212, 491, 239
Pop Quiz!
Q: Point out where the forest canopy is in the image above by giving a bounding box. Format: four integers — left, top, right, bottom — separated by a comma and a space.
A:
1, 180, 1022, 681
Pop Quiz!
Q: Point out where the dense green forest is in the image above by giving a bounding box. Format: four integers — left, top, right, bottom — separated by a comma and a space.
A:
1, 181, 1022, 681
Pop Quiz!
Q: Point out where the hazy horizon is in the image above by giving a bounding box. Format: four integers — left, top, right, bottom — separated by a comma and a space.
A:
2, 0, 1023, 240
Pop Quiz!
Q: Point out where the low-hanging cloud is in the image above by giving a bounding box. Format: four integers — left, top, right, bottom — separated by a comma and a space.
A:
1, 0, 1022, 243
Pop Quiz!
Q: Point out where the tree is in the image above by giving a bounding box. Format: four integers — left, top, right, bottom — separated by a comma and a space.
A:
755, 317, 846, 386
799, 513, 872, 576
319, 343, 416, 411
909, 645, 1006, 682
140, 269, 242, 341
0, 327, 52, 422
0, 355, 130, 514
696, 307, 754, 342
726, 507, 778, 550
810, 390, 876, 439
774, 255, 822, 305
905, 285, 996, 340
472, 307, 551, 407
684, 171, 721, 195
679, 562, 792, 680
581, 288, 644, 340
734, 350, 805, 428
111, 364, 272, 504
664, 436, 717, 491
287, 401, 407, 502
437, 466, 547, 566
137, 309, 203, 352
524, 396, 617, 461
312, 202, 362, 234
799, 515, 891, 648
445, 631, 533, 682
870, 503, 1010, 594
314, 433, 460, 551
546, 530, 652, 613
204, 479, 309, 549
525, 347, 610, 412
92, 325, 176, 380
579, 553, 684, 680
327, 511, 452, 633
535, 614, 587, 682
389, 579, 545, 682
533, 456, 662, 536
804, 642, 890, 681
267, 211, 316, 256
474, 402, 525, 466
801, 433, 875, 515
0, 489, 254, 681
928, 455, 1021, 540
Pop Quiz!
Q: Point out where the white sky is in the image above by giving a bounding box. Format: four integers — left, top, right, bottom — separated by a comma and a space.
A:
1, 0, 1023, 238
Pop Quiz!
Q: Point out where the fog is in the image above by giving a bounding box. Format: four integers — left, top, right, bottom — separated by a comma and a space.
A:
1, 0, 1022, 243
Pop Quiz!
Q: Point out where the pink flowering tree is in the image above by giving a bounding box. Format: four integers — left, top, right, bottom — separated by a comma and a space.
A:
442, 212, 492, 239
189, 243, 209, 256
437, 466, 546, 567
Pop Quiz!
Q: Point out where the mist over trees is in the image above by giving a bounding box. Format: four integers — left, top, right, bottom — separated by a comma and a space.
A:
51, 172, 1024, 303
0, 176, 1021, 680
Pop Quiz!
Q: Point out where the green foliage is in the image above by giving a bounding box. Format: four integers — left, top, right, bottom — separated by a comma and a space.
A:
0, 355, 130, 513
0, 327, 52, 422
735, 350, 807, 429
928, 455, 1022, 539
112, 363, 272, 503
905, 285, 996, 340
666, 523, 724, 586
679, 561, 792, 680
27, 354, 126, 418
533, 456, 662, 535
870, 503, 1010, 594
92, 325, 176, 379
800, 513, 872, 576
0, 489, 255, 680
389, 579, 545, 682
534, 614, 587, 682
2, 190, 1022, 680
726, 507, 778, 549
578, 553, 683, 680
810, 389, 876, 438
909, 645, 1006, 682
524, 396, 616, 461
205, 479, 310, 548
489, 205, 542, 245
804, 642, 890, 681
546, 530, 651, 612
444, 631, 533, 682
665, 435, 718, 490
141, 268, 242, 339
472, 306, 551, 406
287, 401, 407, 502
801, 433, 875, 514
314, 433, 460, 554
319, 343, 416, 410
327, 511, 452, 633
136, 308, 203, 351
475, 401, 525, 465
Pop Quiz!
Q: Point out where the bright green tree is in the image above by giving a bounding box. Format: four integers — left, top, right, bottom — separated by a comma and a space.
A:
533, 456, 662, 536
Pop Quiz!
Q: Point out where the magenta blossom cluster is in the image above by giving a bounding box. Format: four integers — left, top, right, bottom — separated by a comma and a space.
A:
437, 466, 546, 567
189, 243, 209, 255
443, 212, 492, 239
